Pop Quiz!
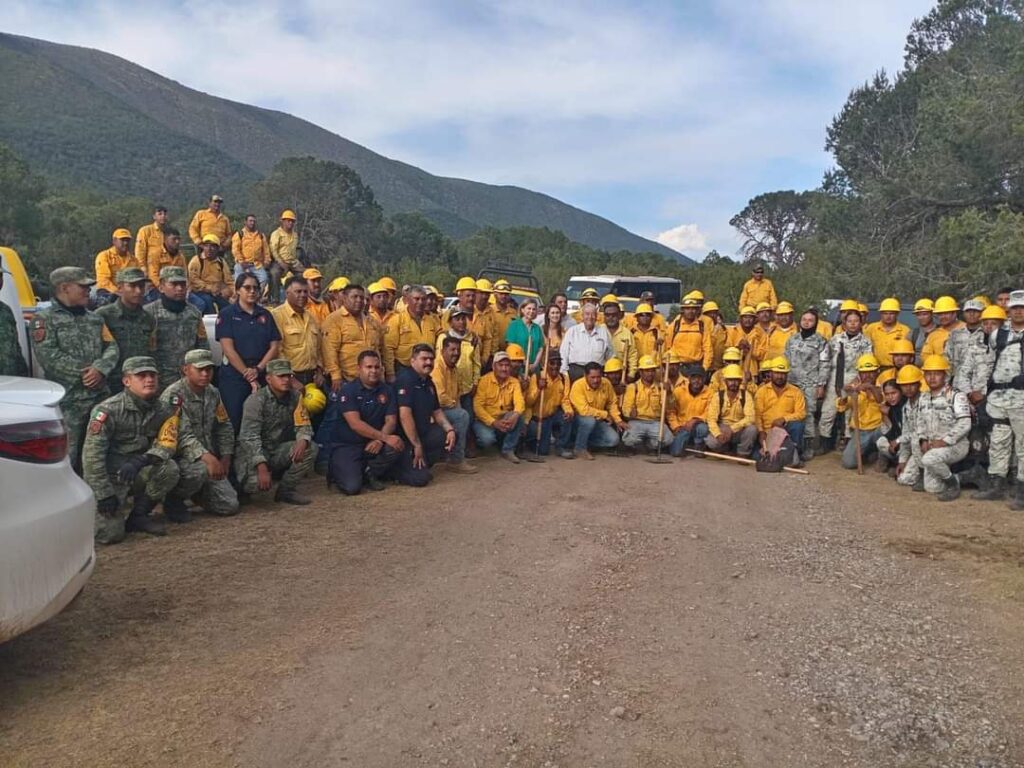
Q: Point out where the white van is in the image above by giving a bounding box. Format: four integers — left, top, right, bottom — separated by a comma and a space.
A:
565, 275, 682, 317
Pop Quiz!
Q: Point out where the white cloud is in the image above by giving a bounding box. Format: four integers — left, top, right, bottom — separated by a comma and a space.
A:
656, 224, 707, 255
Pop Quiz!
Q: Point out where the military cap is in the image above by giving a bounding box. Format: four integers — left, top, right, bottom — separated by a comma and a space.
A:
962, 299, 985, 312
122, 356, 159, 374
50, 266, 96, 287
160, 266, 188, 282
1008, 290, 1024, 309
115, 267, 147, 284
266, 358, 294, 376
183, 349, 216, 368
211, 194, 224, 202
449, 306, 471, 319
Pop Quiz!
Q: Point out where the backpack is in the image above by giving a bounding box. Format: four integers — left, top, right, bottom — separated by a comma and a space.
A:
988, 328, 1024, 391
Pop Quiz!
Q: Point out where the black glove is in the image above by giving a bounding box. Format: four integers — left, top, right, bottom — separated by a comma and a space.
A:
96, 496, 119, 515
117, 454, 154, 484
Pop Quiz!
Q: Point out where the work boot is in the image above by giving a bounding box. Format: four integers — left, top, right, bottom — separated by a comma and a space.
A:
912, 476, 925, 492
560, 449, 575, 460
163, 496, 192, 524
801, 438, 815, 462
1008, 483, 1024, 512
125, 495, 167, 537
937, 475, 961, 502
876, 453, 891, 474
364, 474, 387, 492
575, 449, 595, 461
500, 451, 521, 464
972, 475, 1005, 501
274, 487, 312, 505
448, 461, 479, 474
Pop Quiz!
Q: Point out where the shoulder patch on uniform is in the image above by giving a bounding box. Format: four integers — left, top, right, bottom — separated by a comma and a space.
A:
88, 408, 109, 434
293, 401, 311, 428
31, 316, 46, 342
215, 401, 229, 422
398, 388, 407, 395
378, 393, 388, 404
169, 393, 183, 410
101, 323, 115, 343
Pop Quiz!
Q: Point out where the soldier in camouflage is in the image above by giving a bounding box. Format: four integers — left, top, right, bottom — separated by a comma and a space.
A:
82, 356, 182, 543
784, 309, 830, 459
972, 291, 1024, 509
233, 357, 317, 505
899, 355, 971, 501
96, 267, 156, 392
144, 265, 209, 392
160, 349, 239, 520
0, 254, 28, 377
947, 298, 986, 393
818, 309, 874, 450
31, 267, 120, 471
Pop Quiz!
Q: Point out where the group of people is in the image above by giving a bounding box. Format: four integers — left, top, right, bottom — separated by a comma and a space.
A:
1, 199, 1022, 544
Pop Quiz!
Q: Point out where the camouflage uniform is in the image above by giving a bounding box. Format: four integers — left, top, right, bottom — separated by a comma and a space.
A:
898, 385, 970, 493
234, 373, 317, 495
818, 330, 874, 439
31, 270, 120, 471
161, 359, 239, 516
896, 396, 923, 486
96, 277, 157, 392
144, 291, 209, 392
784, 330, 829, 441
82, 376, 181, 543
0, 298, 28, 377
947, 326, 986, 393
985, 324, 1024, 484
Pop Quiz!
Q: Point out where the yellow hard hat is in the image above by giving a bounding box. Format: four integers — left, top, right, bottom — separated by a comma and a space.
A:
876, 369, 897, 387
475, 278, 493, 293
913, 298, 934, 313
702, 300, 720, 313
771, 357, 791, 373
302, 384, 327, 415
755, 302, 772, 313
603, 357, 624, 374
933, 295, 959, 313
972, 294, 992, 307
493, 279, 512, 294
879, 298, 901, 313
423, 285, 442, 298
378, 276, 398, 292
857, 353, 881, 372
634, 303, 654, 315
858, 302, 868, 315
201, 233, 221, 245
280, 209, 297, 221
667, 352, 684, 364
600, 293, 619, 306
722, 346, 742, 362
637, 355, 659, 370
688, 289, 705, 301
112, 227, 132, 240
455, 276, 477, 292
505, 343, 526, 361
839, 299, 860, 312
981, 305, 1008, 321
775, 301, 794, 314
302, 267, 323, 280
580, 287, 600, 300
681, 296, 701, 308
921, 354, 951, 372
896, 364, 924, 385
721, 364, 744, 380
759, 358, 775, 372
368, 281, 387, 295
891, 338, 915, 356
327, 276, 350, 292
739, 305, 757, 316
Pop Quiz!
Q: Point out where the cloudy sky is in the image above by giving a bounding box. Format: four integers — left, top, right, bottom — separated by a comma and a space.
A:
6, 0, 934, 259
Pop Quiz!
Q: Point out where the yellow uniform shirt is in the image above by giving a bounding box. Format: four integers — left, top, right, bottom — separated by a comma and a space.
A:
754, 382, 807, 432
271, 302, 321, 373
568, 377, 622, 422
836, 389, 883, 430
706, 388, 755, 437
471, 305, 499, 363
431, 360, 461, 409
188, 209, 231, 246
816, 319, 834, 340
622, 379, 665, 421
708, 369, 758, 396
187, 255, 232, 295
134, 223, 164, 278
738, 278, 778, 310
370, 306, 394, 328
669, 318, 712, 369
493, 305, 518, 344
320, 308, 384, 384
607, 324, 639, 379
765, 324, 796, 360
668, 384, 713, 431
435, 332, 480, 396
921, 322, 965, 360
95, 247, 140, 294
709, 323, 728, 370
384, 312, 436, 377
147, 247, 186, 287
231, 229, 270, 267
725, 325, 766, 379
865, 321, 911, 367
268, 227, 299, 270
307, 298, 330, 326
523, 371, 573, 421
632, 325, 663, 363
624, 312, 667, 332
473, 373, 525, 426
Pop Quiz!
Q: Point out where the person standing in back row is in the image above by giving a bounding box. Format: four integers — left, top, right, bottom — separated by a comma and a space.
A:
134, 205, 168, 292
94, 228, 139, 305
738, 261, 777, 310
188, 194, 232, 250
269, 209, 301, 303
231, 213, 270, 287
96, 267, 156, 392
145, 266, 209, 394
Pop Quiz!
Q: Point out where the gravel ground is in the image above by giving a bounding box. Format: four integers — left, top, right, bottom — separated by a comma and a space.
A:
1, 453, 1022, 767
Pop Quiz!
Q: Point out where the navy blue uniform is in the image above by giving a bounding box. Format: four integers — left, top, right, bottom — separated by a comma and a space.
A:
395, 368, 446, 486
215, 303, 281, 432
329, 380, 402, 494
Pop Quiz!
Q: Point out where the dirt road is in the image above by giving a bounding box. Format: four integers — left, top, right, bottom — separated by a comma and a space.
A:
2, 454, 1023, 767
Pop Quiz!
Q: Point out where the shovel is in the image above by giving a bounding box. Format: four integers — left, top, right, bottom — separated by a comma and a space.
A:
645, 341, 674, 464
523, 331, 546, 462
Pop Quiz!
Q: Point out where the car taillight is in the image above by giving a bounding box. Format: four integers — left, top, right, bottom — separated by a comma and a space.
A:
0, 420, 68, 463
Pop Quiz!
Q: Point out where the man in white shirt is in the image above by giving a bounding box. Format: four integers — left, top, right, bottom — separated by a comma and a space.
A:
560, 304, 613, 381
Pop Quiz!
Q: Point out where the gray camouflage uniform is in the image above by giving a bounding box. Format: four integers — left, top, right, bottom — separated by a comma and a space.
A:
82, 390, 181, 542
31, 301, 120, 470
96, 300, 156, 392
160, 378, 239, 515
986, 326, 1024, 482
784, 330, 829, 439
947, 326, 985, 393
233, 386, 318, 494
143, 299, 209, 392
818, 330, 874, 439
897, 385, 970, 493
